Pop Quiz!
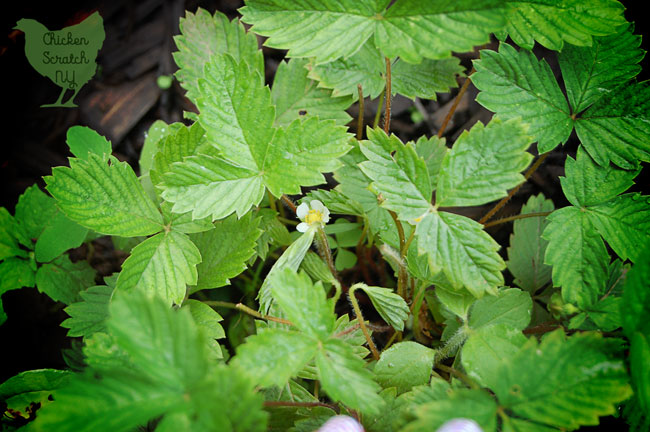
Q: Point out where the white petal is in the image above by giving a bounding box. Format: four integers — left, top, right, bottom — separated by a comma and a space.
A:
317, 415, 364, 432
310, 200, 325, 213
322, 207, 331, 221
296, 222, 310, 233
436, 419, 483, 432
296, 202, 309, 219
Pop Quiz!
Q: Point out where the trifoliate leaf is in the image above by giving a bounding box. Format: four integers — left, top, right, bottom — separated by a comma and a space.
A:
359, 128, 433, 221
494, 330, 632, 430
501, 0, 626, 51
272, 58, 353, 126
65, 126, 112, 160
415, 135, 448, 189
575, 81, 650, 169
316, 338, 384, 415
559, 23, 643, 113
161, 202, 214, 235
468, 288, 532, 331
543, 206, 608, 309
416, 211, 504, 297
173, 8, 263, 104
35, 255, 95, 305
116, 231, 201, 305
270, 268, 335, 340
61, 285, 114, 337
233, 329, 319, 388
45, 153, 164, 237
461, 324, 527, 391
354, 284, 409, 331
189, 213, 261, 291
587, 193, 650, 263
374, 341, 435, 394
561, 146, 640, 208
472, 43, 572, 153
436, 117, 533, 207
183, 299, 225, 359
506, 194, 554, 292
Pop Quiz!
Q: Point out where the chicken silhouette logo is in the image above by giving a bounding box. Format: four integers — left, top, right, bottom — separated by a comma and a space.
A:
14, 12, 105, 108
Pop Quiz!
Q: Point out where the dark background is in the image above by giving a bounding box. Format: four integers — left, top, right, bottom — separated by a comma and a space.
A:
0, 2, 648, 429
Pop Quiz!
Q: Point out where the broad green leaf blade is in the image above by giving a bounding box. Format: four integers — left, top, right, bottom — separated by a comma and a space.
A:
561, 146, 639, 207
502, 0, 626, 51
359, 128, 433, 221
197, 54, 274, 170
434, 284, 475, 321
0, 257, 36, 293
436, 117, 533, 207
472, 43, 572, 153
630, 331, 650, 415
34, 211, 88, 263
116, 231, 201, 305
270, 268, 335, 340
317, 339, 384, 415
190, 213, 261, 291
139, 120, 181, 179
183, 299, 225, 359
173, 8, 263, 104
233, 329, 319, 388
355, 284, 409, 331
588, 193, 650, 263
376, 0, 505, 63
61, 285, 114, 337
559, 23, 643, 113
374, 341, 435, 394
415, 135, 448, 189
35, 255, 95, 305
461, 324, 527, 390
162, 202, 214, 235
306, 189, 365, 217
494, 330, 632, 430
543, 207, 608, 309
65, 126, 112, 161
506, 194, 554, 293
161, 153, 265, 220
622, 246, 650, 338
0, 369, 71, 414
258, 230, 315, 314
468, 288, 532, 331
45, 153, 164, 237
392, 57, 464, 100
272, 58, 353, 126
14, 184, 58, 241
416, 211, 504, 297
240, 0, 380, 64
575, 81, 650, 169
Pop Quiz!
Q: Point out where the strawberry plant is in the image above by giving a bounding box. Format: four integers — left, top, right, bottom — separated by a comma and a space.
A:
2, 1, 650, 431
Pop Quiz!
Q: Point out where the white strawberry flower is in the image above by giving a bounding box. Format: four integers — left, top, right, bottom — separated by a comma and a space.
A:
296, 200, 330, 232
317, 415, 364, 432
436, 418, 483, 432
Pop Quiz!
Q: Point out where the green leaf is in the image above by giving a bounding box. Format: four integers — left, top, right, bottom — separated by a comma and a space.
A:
543, 206, 609, 309
434, 284, 475, 320
461, 324, 527, 390
374, 341, 435, 394
61, 285, 114, 337
630, 332, 650, 414
355, 284, 409, 331
502, 0, 626, 51
622, 247, 650, 337
569, 296, 623, 332
65, 126, 112, 160
14, 184, 58, 241
468, 288, 532, 331
316, 338, 384, 415
183, 299, 225, 359
35, 255, 95, 305
472, 43, 572, 152
190, 213, 261, 291
0, 369, 72, 419
587, 193, 650, 263
493, 330, 632, 430
436, 117, 533, 207
0, 208, 28, 260
116, 231, 201, 305
559, 23, 643, 113
561, 146, 640, 207
233, 329, 319, 388
34, 211, 88, 263
162, 202, 214, 235
359, 128, 432, 221
575, 81, 650, 169
415, 135, 448, 189
506, 194, 554, 292
139, 121, 181, 178
270, 268, 335, 340
416, 211, 504, 297
45, 153, 164, 237
173, 8, 263, 104
391, 57, 464, 100
272, 58, 353, 126
0, 257, 36, 293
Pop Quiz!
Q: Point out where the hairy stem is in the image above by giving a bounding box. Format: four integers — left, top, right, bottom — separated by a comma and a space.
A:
264, 401, 339, 413
482, 211, 552, 228
268, 190, 277, 212
357, 84, 365, 140
349, 284, 381, 361
204, 301, 293, 326
438, 67, 474, 138
388, 210, 408, 299
281, 194, 297, 213
315, 225, 339, 282
478, 152, 550, 224
437, 364, 478, 389
373, 89, 385, 128
383, 57, 392, 134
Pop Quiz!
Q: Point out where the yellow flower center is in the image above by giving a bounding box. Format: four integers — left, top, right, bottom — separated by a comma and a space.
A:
305, 209, 324, 225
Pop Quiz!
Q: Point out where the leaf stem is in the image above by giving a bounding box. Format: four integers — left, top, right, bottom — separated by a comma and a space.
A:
268, 191, 277, 212
204, 300, 294, 326
388, 210, 408, 299
436, 363, 478, 389
281, 194, 297, 213
373, 89, 385, 128
263, 400, 339, 413
478, 152, 550, 224
437, 67, 474, 138
482, 211, 552, 228
383, 57, 392, 134
348, 284, 381, 360
315, 225, 339, 282
357, 84, 365, 140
